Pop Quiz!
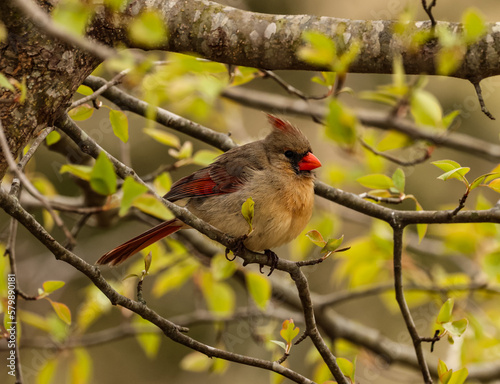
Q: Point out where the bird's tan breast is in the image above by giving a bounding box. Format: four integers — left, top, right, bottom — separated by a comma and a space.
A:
243, 171, 315, 251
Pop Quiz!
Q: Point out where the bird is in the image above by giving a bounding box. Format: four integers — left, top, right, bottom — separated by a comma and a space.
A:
96, 115, 321, 273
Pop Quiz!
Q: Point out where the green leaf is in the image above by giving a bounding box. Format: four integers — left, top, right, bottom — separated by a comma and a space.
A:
487, 178, 500, 193
245, 272, 271, 310
392, 168, 405, 193
337, 357, 355, 382
448, 367, 468, 384
312, 71, 336, 87
37, 358, 58, 384
462, 8, 487, 45
90, 152, 117, 195
109, 109, 129, 143
280, 319, 300, 351
133, 317, 161, 358
132, 195, 173, 221
432, 160, 462, 173
154, 172, 172, 195
76, 84, 93, 96
119, 176, 148, 216
298, 31, 336, 68
436, 46, 465, 76
241, 197, 255, 233
437, 167, 470, 182
60, 164, 92, 181
211, 253, 237, 281
48, 299, 72, 325
437, 359, 449, 379
199, 272, 235, 316
152, 259, 198, 296
306, 230, 326, 247
443, 318, 468, 337
45, 131, 61, 146
356, 174, 395, 190
68, 104, 94, 121
411, 89, 443, 127
325, 98, 357, 145
70, 348, 92, 384
437, 298, 454, 324
180, 351, 212, 372
42, 281, 65, 294
269, 340, 287, 351
442, 110, 461, 129
192, 149, 222, 166
0, 73, 14, 91
321, 235, 344, 253
144, 128, 181, 148
230, 66, 261, 87
52, 0, 92, 36
128, 10, 168, 48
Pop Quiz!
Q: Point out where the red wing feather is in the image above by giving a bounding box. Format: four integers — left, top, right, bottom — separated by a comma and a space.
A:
165, 164, 245, 202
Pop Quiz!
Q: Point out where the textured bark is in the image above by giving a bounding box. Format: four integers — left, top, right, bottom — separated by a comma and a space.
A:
0, 1, 101, 178
2, 0, 500, 178
132, 0, 500, 79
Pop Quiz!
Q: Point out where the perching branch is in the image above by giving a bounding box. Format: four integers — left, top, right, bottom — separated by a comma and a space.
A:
0, 188, 318, 384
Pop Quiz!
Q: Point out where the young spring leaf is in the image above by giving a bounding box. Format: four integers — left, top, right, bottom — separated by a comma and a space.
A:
437, 298, 454, 324
356, 174, 395, 190
90, 152, 117, 196
109, 109, 129, 143
119, 176, 148, 216
392, 168, 405, 193
245, 271, 271, 310
443, 318, 468, 337
47, 299, 72, 325
60, 164, 92, 181
306, 230, 326, 247
42, 281, 65, 294
241, 197, 255, 233
68, 104, 94, 121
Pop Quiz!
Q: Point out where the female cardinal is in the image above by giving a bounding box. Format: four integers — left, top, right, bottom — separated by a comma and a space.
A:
96, 115, 321, 270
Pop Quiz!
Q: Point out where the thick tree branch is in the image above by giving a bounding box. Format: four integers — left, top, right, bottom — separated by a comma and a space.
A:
118, 0, 500, 80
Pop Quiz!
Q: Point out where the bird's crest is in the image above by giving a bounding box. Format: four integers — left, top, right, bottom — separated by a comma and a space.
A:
267, 114, 296, 134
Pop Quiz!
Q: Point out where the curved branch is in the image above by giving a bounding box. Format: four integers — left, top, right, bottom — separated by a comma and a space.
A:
0, 188, 316, 384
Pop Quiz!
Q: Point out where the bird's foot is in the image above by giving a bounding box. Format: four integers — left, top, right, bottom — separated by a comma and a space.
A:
261, 249, 279, 276
225, 234, 248, 261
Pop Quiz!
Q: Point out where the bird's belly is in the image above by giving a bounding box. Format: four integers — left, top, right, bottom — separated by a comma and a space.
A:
188, 178, 314, 251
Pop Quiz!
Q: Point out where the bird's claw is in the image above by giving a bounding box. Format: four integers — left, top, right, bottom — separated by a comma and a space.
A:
260, 249, 279, 276
225, 234, 248, 261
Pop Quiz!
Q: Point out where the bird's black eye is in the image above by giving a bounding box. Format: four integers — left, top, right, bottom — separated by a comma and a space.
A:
284, 150, 294, 158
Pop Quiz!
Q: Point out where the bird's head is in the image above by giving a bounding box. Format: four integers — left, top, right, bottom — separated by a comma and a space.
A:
264, 114, 321, 176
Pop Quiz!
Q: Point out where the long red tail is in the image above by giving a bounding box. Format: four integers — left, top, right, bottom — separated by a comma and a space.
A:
96, 219, 183, 266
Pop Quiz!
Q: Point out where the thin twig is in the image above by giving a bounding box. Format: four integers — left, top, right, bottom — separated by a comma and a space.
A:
421, 0, 438, 28
359, 138, 432, 166
392, 225, 432, 383
0, 120, 76, 246
261, 70, 332, 101
70, 69, 129, 109
471, 79, 495, 120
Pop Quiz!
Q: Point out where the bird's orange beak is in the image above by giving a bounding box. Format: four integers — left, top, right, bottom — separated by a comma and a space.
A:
298, 152, 321, 171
